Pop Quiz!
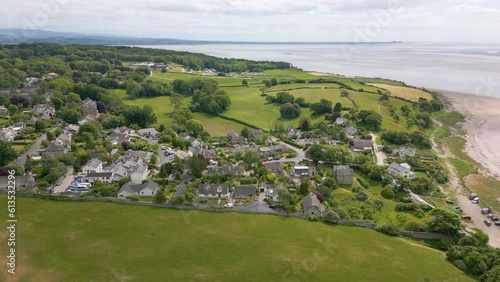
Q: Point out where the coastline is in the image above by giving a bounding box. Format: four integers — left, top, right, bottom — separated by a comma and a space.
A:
438, 91, 500, 180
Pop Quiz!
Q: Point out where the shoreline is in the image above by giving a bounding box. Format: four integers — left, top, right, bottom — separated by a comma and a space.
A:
437, 90, 500, 180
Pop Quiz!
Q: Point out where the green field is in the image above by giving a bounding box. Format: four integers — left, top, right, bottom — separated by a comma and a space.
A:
465, 175, 500, 212
0, 196, 472, 282
367, 83, 434, 102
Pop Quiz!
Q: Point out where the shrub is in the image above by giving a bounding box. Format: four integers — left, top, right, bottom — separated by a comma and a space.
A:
376, 224, 400, 237
309, 215, 319, 221
323, 210, 340, 224
126, 195, 140, 201
381, 188, 394, 199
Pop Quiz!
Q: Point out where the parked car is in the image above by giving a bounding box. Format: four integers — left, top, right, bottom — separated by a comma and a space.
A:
268, 204, 277, 209
473, 197, 480, 201
224, 203, 234, 208
484, 220, 492, 227
487, 214, 494, 218
461, 215, 472, 220
445, 199, 454, 204
472, 200, 479, 204
454, 206, 462, 211
491, 217, 499, 222
482, 208, 491, 214
469, 193, 478, 200
495, 222, 500, 226
261, 158, 268, 162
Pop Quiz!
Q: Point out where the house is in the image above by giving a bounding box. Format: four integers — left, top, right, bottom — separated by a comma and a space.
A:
264, 162, 284, 174
196, 183, 229, 198
11, 122, 26, 131
109, 127, 133, 146
259, 144, 289, 156
186, 136, 201, 148
82, 158, 103, 174
0, 129, 16, 142
272, 184, 288, 202
85, 172, 114, 184
233, 185, 256, 200
0, 173, 36, 190
207, 165, 245, 175
33, 104, 55, 119
349, 138, 373, 151
293, 166, 316, 177
65, 124, 80, 132
43, 140, 68, 158
345, 126, 358, 137
388, 162, 416, 179
46, 72, 59, 79
250, 129, 264, 139
81, 98, 99, 119
333, 165, 354, 185
302, 192, 324, 216
393, 146, 416, 158
264, 139, 273, 146
228, 131, 245, 145
188, 147, 215, 160
117, 180, 159, 198
0, 105, 8, 115
335, 118, 349, 126
138, 128, 160, 138
123, 150, 153, 162
78, 115, 95, 125
286, 126, 301, 139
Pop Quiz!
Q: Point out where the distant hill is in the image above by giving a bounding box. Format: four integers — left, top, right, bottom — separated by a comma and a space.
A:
0, 28, 402, 45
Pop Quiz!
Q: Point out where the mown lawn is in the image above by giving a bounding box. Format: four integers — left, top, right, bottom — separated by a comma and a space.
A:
367, 83, 433, 102
0, 196, 472, 282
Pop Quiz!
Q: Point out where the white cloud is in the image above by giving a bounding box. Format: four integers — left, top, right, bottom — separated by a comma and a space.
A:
451, 4, 499, 13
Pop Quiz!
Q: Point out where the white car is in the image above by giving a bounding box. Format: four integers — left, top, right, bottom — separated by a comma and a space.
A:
224, 203, 234, 208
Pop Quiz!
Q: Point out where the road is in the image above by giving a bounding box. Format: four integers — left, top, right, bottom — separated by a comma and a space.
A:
369, 132, 387, 166
175, 170, 191, 196
14, 133, 46, 166
53, 166, 74, 193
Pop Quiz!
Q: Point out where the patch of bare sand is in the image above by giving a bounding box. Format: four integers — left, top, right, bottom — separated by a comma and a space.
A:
440, 91, 500, 180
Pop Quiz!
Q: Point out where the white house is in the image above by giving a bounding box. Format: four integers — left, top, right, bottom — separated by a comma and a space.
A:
388, 162, 416, 179
85, 172, 114, 184
196, 183, 229, 198
82, 159, 103, 174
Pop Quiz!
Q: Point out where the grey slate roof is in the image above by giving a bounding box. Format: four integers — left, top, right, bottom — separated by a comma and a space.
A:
333, 165, 354, 176
196, 183, 229, 195
118, 181, 159, 195
302, 192, 323, 212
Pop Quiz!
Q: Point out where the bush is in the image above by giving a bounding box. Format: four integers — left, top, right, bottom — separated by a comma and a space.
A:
309, 215, 319, 221
126, 195, 140, 201
376, 224, 400, 237
381, 188, 394, 199
323, 210, 340, 224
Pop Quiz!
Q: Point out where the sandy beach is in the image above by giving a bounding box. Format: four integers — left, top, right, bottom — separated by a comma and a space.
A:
441, 91, 500, 180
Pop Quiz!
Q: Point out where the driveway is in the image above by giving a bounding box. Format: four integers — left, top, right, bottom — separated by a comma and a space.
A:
14, 133, 46, 166
264, 142, 306, 165
370, 132, 387, 166
53, 166, 74, 193
175, 169, 191, 196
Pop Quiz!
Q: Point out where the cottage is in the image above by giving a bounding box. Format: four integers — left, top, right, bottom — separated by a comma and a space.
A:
0, 105, 8, 115
250, 129, 264, 139
85, 172, 114, 184
196, 183, 229, 198
302, 192, 324, 216
335, 118, 349, 126
264, 162, 284, 174
81, 98, 99, 119
138, 128, 161, 138
349, 138, 373, 151
286, 126, 301, 139
233, 185, 256, 200
294, 166, 316, 177
43, 140, 68, 158
393, 146, 417, 158
33, 104, 55, 119
228, 132, 245, 145
259, 144, 288, 156
345, 126, 358, 137
207, 165, 245, 175
388, 162, 416, 179
82, 158, 103, 174
333, 165, 354, 185
117, 180, 159, 198
65, 124, 80, 132
0, 173, 36, 190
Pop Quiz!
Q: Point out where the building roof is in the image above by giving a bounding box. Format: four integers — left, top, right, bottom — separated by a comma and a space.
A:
196, 183, 229, 195
118, 181, 159, 195
86, 172, 113, 178
334, 165, 354, 176
234, 185, 256, 196
264, 162, 283, 171
250, 129, 264, 136
302, 192, 324, 212
84, 158, 102, 169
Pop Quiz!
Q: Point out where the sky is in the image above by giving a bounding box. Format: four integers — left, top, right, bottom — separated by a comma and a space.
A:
1, 0, 500, 42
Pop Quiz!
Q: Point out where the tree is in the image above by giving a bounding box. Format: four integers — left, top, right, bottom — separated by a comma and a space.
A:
280, 103, 301, 119
298, 180, 312, 196
61, 109, 81, 124
333, 102, 343, 112
242, 149, 260, 167
7, 104, 18, 115
188, 155, 207, 178
0, 92, 10, 107
240, 127, 250, 139
381, 187, 394, 199
299, 117, 311, 131
323, 210, 340, 223
242, 79, 248, 87
126, 81, 141, 98
172, 108, 192, 125
169, 93, 184, 109
50, 96, 64, 110
0, 141, 17, 166
170, 195, 185, 205
34, 120, 49, 132
310, 99, 333, 115
270, 78, 278, 86
427, 208, 463, 237
185, 119, 206, 137
153, 189, 167, 203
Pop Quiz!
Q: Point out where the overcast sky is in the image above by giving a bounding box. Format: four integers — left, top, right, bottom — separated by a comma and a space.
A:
1, 0, 500, 42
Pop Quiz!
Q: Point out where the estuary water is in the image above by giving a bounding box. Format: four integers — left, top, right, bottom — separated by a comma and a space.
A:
138, 43, 500, 96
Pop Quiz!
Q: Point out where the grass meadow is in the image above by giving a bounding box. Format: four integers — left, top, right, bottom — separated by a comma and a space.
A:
0, 195, 472, 282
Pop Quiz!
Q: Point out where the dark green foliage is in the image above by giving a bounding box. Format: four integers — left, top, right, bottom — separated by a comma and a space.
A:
0, 141, 17, 166
279, 103, 301, 119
